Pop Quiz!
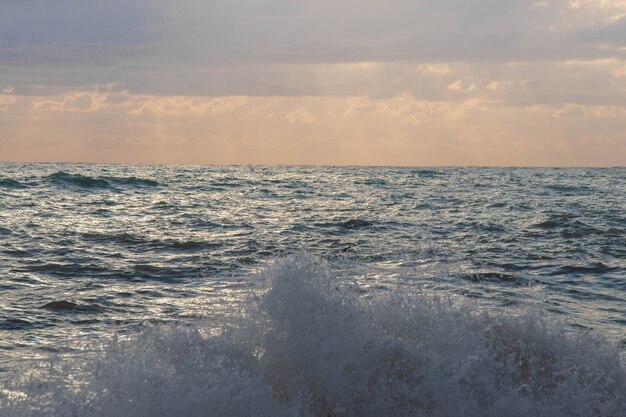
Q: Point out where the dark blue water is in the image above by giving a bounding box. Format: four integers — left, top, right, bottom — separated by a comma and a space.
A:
1, 164, 624, 416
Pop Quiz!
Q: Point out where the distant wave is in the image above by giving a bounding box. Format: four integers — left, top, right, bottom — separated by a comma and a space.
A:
341, 219, 372, 230
544, 184, 593, 194
0, 318, 33, 331
37, 300, 104, 314
80, 231, 220, 252
46, 171, 161, 189
529, 214, 622, 238
305, 219, 375, 235
2, 255, 623, 417
107, 176, 160, 187
0, 178, 28, 189
410, 168, 440, 178
47, 171, 110, 188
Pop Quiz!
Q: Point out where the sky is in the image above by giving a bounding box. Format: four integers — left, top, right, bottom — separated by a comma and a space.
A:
1, 0, 625, 166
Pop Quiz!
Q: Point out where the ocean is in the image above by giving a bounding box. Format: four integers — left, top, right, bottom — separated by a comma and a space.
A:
0, 163, 624, 416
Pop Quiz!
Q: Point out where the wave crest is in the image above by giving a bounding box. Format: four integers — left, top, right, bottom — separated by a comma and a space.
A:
1, 255, 624, 416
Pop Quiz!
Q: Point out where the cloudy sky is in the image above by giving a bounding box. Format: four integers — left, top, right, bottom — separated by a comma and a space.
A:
1, 0, 625, 165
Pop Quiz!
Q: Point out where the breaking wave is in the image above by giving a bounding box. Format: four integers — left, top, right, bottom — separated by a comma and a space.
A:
1, 255, 624, 417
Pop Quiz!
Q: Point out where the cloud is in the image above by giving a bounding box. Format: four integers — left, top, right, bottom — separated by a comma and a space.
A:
448, 80, 464, 91
577, 15, 626, 46
1, 0, 626, 97
1, 1, 625, 165
126, 96, 248, 116
417, 64, 453, 75
0, 94, 16, 111
33, 90, 109, 112
285, 108, 316, 124
0, 0, 161, 46
1, 89, 624, 166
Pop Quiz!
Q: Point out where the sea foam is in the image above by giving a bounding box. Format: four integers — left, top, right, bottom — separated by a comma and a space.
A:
1, 254, 624, 417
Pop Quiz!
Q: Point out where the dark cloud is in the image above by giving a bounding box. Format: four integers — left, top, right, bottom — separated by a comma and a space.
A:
0, 0, 625, 98
0, 0, 160, 45
576, 16, 626, 47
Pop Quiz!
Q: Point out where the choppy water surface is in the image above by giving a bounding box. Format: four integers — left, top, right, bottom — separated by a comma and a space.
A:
0, 164, 624, 416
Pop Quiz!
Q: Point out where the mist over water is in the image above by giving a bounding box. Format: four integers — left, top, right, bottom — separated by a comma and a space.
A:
0, 164, 624, 415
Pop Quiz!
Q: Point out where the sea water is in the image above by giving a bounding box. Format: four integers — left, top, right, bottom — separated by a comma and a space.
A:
0, 164, 624, 416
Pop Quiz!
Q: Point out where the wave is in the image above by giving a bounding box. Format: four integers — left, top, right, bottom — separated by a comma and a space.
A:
529, 214, 617, 238
0, 318, 33, 331
0, 178, 28, 189
81, 231, 146, 245
459, 271, 536, 286
46, 171, 161, 189
15, 262, 109, 276
311, 219, 374, 233
409, 168, 440, 178
80, 232, 219, 252
343, 219, 372, 229
47, 171, 110, 188
107, 176, 160, 187
544, 184, 592, 194
547, 262, 620, 275
37, 300, 104, 314
168, 240, 214, 250
1, 255, 624, 416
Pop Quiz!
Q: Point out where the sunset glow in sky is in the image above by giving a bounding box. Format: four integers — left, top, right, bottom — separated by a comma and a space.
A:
1, 0, 625, 166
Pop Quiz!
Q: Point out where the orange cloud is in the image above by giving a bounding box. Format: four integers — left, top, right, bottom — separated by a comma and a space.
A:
0, 94, 17, 112
1, 88, 624, 166
285, 108, 316, 124
33, 91, 109, 112
127, 96, 248, 116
